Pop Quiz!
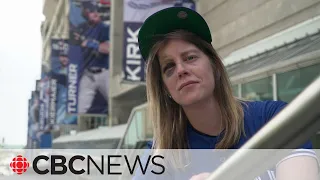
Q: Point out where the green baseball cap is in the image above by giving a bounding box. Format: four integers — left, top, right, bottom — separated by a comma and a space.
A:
138, 6, 212, 61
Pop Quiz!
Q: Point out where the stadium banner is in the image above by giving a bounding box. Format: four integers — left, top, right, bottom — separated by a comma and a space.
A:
38, 78, 54, 149
67, 0, 111, 115
28, 91, 40, 149
50, 38, 77, 124
34, 79, 46, 133
28, 85, 53, 149
36, 66, 57, 148
38, 78, 49, 132
26, 98, 36, 159
27, 99, 33, 149
122, 0, 196, 82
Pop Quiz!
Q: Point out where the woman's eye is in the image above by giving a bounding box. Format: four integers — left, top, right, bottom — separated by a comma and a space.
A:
163, 63, 174, 73
186, 55, 197, 61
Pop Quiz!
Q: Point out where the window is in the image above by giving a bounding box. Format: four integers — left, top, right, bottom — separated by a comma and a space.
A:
242, 77, 273, 101
123, 110, 144, 148
135, 110, 144, 141
231, 84, 239, 97
146, 109, 153, 139
277, 63, 320, 103
123, 114, 137, 148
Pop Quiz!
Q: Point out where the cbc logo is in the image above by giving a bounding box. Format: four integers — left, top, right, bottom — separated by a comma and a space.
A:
10, 155, 30, 175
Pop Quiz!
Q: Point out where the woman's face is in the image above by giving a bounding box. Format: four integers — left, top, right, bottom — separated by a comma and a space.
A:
158, 39, 216, 106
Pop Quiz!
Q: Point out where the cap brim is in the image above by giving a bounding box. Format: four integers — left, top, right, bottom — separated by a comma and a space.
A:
138, 7, 212, 61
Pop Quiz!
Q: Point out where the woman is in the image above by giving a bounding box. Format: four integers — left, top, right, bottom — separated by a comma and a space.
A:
135, 6, 318, 180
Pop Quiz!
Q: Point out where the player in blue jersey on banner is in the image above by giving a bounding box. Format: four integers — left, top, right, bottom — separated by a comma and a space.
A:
57, 50, 77, 124
48, 49, 68, 87
134, 6, 319, 180
52, 49, 77, 124
70, 0, 110, 114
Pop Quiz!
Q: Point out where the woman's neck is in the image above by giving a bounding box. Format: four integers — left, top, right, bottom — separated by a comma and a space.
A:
183, 97, 223, 136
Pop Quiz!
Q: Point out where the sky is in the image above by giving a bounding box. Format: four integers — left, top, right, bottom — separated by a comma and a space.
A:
0, 1, 44, 146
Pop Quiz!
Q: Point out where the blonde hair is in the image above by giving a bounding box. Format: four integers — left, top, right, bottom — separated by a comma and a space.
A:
146, 30, 245, 149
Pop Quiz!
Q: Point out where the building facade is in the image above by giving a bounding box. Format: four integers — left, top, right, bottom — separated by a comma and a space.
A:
41, 0, 123, 148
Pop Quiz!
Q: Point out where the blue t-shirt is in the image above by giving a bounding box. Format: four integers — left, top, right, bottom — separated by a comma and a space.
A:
187, 100, 312, 149
79, 22, 110, 69
133, 100, 317, 180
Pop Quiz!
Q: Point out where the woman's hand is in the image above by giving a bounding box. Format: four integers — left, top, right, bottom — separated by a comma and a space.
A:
189, 172, 211, 180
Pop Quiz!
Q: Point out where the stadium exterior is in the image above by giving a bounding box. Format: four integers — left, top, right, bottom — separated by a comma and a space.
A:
41, 0, 320, 149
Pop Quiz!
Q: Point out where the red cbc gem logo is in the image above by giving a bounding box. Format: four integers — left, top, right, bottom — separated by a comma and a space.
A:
10, 155, 30, 175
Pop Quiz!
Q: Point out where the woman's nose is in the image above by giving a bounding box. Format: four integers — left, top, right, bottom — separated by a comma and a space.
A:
176, 62, 189, 78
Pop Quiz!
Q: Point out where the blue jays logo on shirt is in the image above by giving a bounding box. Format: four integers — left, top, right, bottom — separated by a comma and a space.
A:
52, 40, 68, 50
51, 40, 69, 57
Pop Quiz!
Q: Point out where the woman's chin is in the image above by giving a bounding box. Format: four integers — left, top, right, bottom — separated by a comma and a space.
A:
177, 94, 204, 107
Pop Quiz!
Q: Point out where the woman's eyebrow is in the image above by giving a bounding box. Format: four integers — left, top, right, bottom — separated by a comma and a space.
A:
158, 53, 170, 60
158, 49, 200, 65
181, 49, 200, 56
159, 55, 173, 65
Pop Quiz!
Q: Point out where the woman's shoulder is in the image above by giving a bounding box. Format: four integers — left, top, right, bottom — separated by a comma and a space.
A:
240, 100, 315, 150
241, 100, 287, 118
241, 99, 287, 108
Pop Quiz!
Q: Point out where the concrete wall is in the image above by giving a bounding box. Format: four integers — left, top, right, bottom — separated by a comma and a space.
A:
109, 0, 147, 126
42, 0, 59, 22
42, 0, 69, 67
197, 0, 320, 57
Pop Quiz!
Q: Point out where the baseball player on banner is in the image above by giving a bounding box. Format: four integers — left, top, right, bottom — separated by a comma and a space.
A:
50, 39, 78, 124
69, 0, 110, 114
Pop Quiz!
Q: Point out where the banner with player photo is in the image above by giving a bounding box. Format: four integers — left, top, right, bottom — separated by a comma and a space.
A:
37, 78, 47, 133
122, 0, 196, 82
27, 99, 32, 149
67, 0, 110, 115
28, 91, 40, 149
50, 39, 77, 124
37, 78, 55, 148
40, 64, 57, 127
28, 80, 54, 149
27, 98, 35, 149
